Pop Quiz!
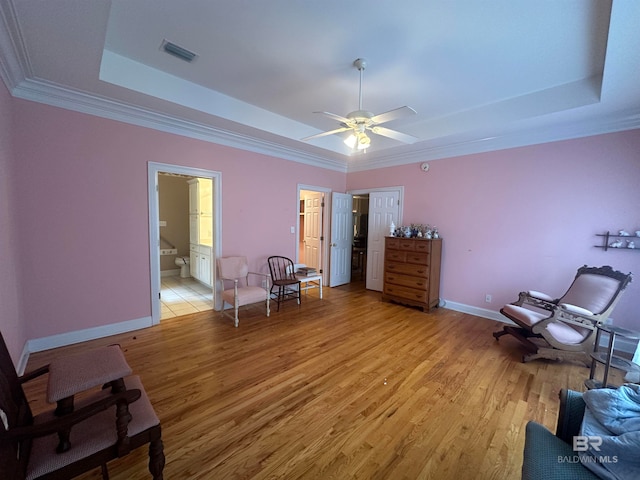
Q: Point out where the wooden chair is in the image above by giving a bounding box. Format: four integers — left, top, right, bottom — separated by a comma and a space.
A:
267, 256, 301, 311
0, 332, 164, 479
493, 265, 632, 365
218, 256, 271, 327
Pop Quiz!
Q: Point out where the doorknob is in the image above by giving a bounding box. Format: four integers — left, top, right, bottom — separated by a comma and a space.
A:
331, 243, 337, 247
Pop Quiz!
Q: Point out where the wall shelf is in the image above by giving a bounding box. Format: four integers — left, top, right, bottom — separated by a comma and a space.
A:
595, 231, 640, 251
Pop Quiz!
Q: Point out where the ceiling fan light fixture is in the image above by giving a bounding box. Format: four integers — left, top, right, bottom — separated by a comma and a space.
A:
344, 131, 370, 151
357, 132, 370, 150
344, 134, 357, 149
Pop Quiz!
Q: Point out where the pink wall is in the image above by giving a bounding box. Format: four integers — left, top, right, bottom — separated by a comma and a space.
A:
0, 81, 24, 364
4, 90, 640, 356
348, 131, 640, 329
11, 99, 345, 340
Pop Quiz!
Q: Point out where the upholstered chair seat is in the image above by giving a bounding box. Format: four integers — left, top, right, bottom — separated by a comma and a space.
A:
27, 376, 159, 479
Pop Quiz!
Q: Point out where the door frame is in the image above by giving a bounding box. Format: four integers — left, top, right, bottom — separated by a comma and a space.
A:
148, 162, 223, 324
348, 186, 404, 288
296, 184, 331, 285
347, 186, 404, 226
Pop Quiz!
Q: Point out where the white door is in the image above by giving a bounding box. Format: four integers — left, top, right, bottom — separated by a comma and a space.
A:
303, 192, 323, 271
329, 192, 352, 287
367, 191, 400, 291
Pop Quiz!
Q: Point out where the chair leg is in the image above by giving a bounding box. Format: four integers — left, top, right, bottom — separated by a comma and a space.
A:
234, 303, 239, 328
493, 328, 509, 340
149, 437, 165, 480
277, 286, 284, 311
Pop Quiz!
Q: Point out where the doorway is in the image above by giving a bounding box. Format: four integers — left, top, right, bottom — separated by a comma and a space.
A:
349, 187, 403, 291
295, 185, 402, 291
351, 194, 369, 283
157, 174, 213, 319
148, 162, 222, 325
297, 185, 331, 282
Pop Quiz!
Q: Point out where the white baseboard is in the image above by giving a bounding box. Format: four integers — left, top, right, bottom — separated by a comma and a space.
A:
18, 316, 153, 375
441, 299, 638, 355
442, 300, 508, 323
161, 269, 180, 277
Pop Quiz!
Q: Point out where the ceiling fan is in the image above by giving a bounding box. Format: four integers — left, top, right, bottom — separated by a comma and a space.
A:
302, 58, 419, 151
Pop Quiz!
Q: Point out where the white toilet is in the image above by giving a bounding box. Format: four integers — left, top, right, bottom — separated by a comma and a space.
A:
174, 256, 190, 278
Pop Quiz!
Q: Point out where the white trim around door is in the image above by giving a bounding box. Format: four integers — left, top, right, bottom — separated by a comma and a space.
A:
148, 162, 223, 325
297, 184, 331, 284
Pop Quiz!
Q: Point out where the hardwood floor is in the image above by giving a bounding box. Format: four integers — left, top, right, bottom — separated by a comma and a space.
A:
23, 284, 598, 479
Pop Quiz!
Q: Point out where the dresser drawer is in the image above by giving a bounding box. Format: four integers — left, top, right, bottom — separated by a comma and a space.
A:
385, 261, 429, 278
397, 239, 416, 251
385, 272, 428, 290
384, 284, 428, 303
414, 241, 432, 253
405, 252, 429, 265
386, 237, 401, 250
385, 250, 406, 262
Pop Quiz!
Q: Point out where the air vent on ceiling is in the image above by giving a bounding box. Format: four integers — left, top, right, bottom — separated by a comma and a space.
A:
160, 39, 198, 63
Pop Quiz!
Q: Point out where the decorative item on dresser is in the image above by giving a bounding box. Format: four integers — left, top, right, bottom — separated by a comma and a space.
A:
382, 236, 442, 311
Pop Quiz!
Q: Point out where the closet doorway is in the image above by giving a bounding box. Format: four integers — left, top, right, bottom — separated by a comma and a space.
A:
148, 162, 222, 325
351, 194, 369, 284
297, 185, 330, 281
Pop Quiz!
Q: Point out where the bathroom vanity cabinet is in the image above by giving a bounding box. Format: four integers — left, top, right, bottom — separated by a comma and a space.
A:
190, 244, 212, 287
188, 178, 213, 287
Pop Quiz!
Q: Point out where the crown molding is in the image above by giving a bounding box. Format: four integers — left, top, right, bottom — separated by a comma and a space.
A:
347, 112, 640, 172
11, 77, 348, 172
0, 0, 30, 90
7, 73, 640, 175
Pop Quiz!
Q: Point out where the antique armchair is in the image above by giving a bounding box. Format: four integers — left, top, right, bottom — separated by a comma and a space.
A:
493, 265, 632, 365
0, 332, 164, 479
218, 256, 270, 327
267, 256, 301, 311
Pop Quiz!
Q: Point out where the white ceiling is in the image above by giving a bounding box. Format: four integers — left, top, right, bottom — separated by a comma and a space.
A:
1, 0, 639, 172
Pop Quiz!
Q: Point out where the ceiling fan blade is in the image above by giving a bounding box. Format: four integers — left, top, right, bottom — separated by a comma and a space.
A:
314, 111, 353, 124
371, 106, 417, 125
370, 126, 419, 144
302, 126, 351, 141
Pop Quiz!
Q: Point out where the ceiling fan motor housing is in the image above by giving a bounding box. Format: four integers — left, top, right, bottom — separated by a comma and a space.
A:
347, 110, 374, 124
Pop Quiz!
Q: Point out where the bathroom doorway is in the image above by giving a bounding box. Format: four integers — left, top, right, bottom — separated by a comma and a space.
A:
148, 162, 222, 325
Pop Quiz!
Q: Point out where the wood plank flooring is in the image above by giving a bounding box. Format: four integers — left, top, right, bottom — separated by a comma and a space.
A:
23, 283, 597, 479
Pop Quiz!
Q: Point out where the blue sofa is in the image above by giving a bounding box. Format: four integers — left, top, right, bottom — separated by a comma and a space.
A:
522, 389, 600, 480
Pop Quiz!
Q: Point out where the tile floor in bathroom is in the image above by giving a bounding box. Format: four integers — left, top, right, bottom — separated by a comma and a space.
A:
161, 274, 213, 320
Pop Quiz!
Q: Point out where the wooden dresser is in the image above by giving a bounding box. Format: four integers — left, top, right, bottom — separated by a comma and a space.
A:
382, 237, 442, 311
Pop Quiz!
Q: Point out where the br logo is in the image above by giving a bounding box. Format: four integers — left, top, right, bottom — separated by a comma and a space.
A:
573, 436, 603, 452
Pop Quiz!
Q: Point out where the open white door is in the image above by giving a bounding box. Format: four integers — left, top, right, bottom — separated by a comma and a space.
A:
366, 191, 400, 291
329, 192, 352, 287
303, 192, 323, 271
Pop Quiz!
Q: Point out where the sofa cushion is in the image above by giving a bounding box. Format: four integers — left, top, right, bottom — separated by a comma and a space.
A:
522, 421, 601, 480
